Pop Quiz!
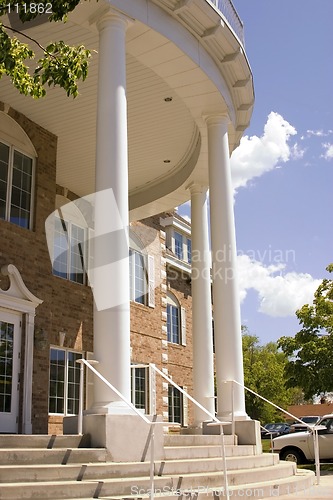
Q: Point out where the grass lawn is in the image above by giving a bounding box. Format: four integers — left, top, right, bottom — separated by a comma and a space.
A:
261, 439, 272, 453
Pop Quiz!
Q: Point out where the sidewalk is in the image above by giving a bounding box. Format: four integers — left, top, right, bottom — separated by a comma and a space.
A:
271, 471, 333, 499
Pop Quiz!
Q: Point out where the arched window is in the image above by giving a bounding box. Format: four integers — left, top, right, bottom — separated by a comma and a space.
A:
129, 248, 146, 304
51, 196, 88, 285
167, 292, 186, 345
0, 113, 36, 229
129, 230, 155, 307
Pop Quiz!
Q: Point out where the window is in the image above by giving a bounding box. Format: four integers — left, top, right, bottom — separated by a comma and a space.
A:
129, 249, 147, 304
174, 232, 183, 260
131, 365, 149, 413
187, 238, 192, 264
168, 385, 183, 424
172, 231, 191, 264
167, 293, 186, 345
52, 215, 86, 284
167, 303, 180, 343
0, 141, 34, 229
49, 348, 82, 415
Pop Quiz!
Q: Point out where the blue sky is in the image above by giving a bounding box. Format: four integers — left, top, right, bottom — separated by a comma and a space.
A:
179, 0, 333, 344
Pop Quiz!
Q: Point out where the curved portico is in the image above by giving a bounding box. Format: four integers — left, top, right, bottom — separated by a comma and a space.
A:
0, 0, 254, 428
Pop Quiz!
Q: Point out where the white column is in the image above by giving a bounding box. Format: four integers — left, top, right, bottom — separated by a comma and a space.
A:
92, 12, 131, 410
206, 115, 247, 419
189, 184, 215, 426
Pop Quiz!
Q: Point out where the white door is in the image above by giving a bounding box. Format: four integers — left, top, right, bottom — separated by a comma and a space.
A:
0, 309, 21, 433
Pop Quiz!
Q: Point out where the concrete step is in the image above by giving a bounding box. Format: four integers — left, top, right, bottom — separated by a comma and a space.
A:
0, 448, 108, 466
0, 464, 313, 499
64, 469, 315, 500
164, 444, 256, 459
0, 434, 90, 449
164, 434, 237, 446
0, 454, 280, 483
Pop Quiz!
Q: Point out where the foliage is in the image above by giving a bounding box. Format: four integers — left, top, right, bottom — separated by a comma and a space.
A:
0, 0, 91, 97
242, 329, 296, 424
278, 264, 333, 400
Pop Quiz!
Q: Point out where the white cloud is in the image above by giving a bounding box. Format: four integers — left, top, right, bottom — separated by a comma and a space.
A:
230, 112, 297, 191
290, 143, 306, 160
322, 143, 333, 160
305, 129, 333, 138
237, 255, 321, 317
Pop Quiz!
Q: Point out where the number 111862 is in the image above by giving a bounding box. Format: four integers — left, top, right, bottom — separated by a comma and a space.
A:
6, 3, 53, 15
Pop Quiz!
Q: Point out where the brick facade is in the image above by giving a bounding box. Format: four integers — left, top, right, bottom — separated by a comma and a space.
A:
0, 106, 195, 434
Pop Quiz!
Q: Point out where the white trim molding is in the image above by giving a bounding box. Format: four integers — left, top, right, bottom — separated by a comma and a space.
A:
0, 264, 43, 434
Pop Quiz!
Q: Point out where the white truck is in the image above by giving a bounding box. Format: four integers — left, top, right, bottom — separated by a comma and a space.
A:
272, 413, 333, 464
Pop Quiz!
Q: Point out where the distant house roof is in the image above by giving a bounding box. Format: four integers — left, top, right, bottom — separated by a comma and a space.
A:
284, 404, 333, 421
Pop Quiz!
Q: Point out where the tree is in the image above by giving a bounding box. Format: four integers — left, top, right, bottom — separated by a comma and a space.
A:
0, 0, 91, 98
278, 264, 333, 400
242, 329, 296, 423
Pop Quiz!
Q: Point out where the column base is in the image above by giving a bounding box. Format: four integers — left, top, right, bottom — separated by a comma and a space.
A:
217, 410, 250, 421
180, 425, 204, 435
85, 400, 138, 415
65, 413, 165, 462
224, 419, 262, 453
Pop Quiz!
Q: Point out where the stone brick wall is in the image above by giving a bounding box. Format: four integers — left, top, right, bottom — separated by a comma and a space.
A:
0, 104, 94, 434
0, 106, 195, 434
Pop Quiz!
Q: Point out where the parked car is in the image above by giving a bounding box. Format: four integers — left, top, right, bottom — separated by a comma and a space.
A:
289, 415, 321, 432
273, 413, 333, 464
261, 423, 290, 439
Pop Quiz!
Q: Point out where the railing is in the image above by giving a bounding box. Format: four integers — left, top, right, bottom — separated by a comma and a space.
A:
223, 379, 321, 485
148, 363, 231, 500
210, 0, 245, 46
77, 360, 232, 500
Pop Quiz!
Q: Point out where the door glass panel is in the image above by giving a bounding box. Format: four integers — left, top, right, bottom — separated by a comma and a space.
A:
0, 321, 14, 413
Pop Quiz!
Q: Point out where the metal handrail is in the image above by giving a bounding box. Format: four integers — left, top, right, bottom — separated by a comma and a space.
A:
76, 360, 232, 499
76, 359, 179, 500
149, 363, 231, 500
259, 424, 274, 453
224, 379, 321, 485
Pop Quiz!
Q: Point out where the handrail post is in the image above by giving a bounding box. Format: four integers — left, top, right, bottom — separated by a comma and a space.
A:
313, 429, 320, 485
220, 426, 230, 500
150, 422, 155, 500
77, 359, 84, 435
149, 363, 157, 415
230, 378, 321, 485
231, 380, 235, 438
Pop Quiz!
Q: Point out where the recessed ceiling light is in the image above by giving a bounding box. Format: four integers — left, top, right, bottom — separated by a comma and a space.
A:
164, 159, 171, 163
164, 97, 173, 102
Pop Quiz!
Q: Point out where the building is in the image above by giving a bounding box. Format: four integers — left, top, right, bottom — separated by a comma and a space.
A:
0, 0, 254, 444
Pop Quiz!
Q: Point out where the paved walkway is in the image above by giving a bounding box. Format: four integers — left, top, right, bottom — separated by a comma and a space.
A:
270, 471, 333, 499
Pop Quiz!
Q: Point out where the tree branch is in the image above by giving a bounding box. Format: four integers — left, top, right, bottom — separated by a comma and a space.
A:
1, 23, 60, 62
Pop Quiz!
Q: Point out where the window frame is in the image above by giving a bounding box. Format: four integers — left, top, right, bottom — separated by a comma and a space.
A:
52, 213, 87, 285
172, 230, 191, 264
167, 302, 180, 344
130, 364, 150, 414
129, 248, 148, 305
48, 347, 83, 416
174, 231, 184, 260
168, 385, 184, 425
166, 293, 186, 346
0, 139, 35, 230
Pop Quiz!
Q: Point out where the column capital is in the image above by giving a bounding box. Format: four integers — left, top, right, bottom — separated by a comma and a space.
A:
203, 113, 230, 128
186, 182, 208, 195
96, 9, 133, 33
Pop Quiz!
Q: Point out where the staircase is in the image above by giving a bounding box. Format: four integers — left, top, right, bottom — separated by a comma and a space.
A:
0, 433, 314, 499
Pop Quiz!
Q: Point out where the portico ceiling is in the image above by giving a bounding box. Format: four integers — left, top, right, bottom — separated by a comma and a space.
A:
0, 0, 254, 220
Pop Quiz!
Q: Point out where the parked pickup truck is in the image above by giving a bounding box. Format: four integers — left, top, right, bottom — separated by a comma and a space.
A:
272, 413, 333, 464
